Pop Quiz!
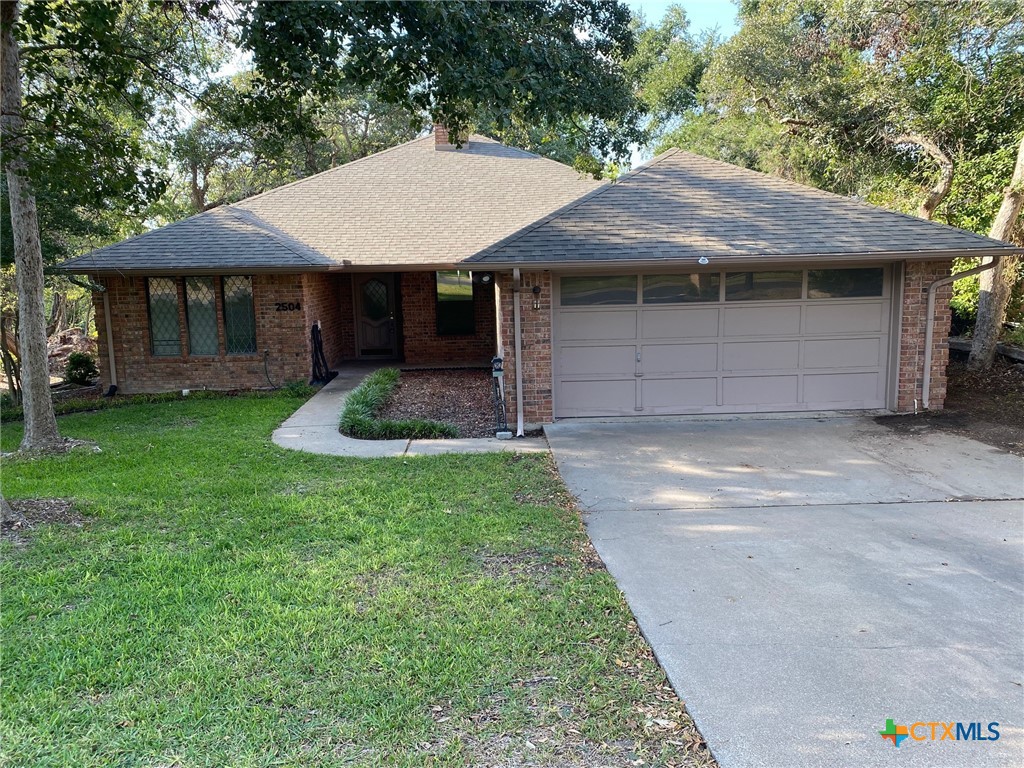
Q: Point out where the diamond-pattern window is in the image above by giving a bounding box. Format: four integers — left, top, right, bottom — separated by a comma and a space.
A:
362, 278, 389, 321
223, 276, 256, 355
147, 278, 181, 356
185, 277, 219, 356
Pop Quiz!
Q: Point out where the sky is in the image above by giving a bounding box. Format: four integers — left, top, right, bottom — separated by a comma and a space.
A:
628, 0, 740, 38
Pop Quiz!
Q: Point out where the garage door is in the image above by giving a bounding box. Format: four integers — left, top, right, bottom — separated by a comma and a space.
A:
554, 267, 893, 417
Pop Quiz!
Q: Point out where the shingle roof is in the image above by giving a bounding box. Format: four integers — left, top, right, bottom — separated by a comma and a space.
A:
470, 149, 1021, 265
62, 134, 605, 273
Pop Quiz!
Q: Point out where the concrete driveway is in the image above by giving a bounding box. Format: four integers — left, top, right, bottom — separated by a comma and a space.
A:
545, 417, 1024, 768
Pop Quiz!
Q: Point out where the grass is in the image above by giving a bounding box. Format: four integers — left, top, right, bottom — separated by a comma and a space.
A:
1, 395, 712, 767
340, 368, 459, 440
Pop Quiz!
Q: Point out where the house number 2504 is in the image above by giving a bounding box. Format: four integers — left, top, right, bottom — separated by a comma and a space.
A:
275, 302, 301, 312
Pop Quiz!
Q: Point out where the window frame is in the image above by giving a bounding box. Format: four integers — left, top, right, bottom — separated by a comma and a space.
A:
184, 276, 220, 356
146, 277, 183, 357
222, 275, 258, 356
435, 270, 476, 336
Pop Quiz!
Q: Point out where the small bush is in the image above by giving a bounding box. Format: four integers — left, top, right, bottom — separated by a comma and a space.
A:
340, 368, 458, 440
65, 352, 99, 385
282, 379, 316, 399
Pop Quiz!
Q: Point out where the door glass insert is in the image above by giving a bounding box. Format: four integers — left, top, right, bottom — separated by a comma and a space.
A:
725, 271, 803, 301
362, 279, 389, 320
808, 268, 884, 298
560, 275, 637, 306
643, 273, 720, 303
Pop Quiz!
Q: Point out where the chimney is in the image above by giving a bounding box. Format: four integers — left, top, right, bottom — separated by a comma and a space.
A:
434, 123, 464, 151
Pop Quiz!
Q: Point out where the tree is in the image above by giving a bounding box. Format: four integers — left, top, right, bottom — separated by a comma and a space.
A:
970, 134, 1024, 369
1, 0, 223, 451
237, 0, 644, 159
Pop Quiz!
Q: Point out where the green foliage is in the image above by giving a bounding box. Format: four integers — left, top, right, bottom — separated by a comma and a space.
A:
237, 0, 644, 160
340, 368, 458, 440
281, 379, 316, 399
64, 352, 98, 385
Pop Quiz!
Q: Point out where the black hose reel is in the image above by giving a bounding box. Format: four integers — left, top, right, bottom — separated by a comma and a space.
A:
310, 322, 337, 385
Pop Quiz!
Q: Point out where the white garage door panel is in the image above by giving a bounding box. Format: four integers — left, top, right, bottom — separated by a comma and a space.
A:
643, 378, 718, 409
559, 345, 636, 376
553, 269, 892, 417
559, 310, 636, 341
805, 302, 883, 334
641, 343, 718, 374
559, 379, 636, 416
803, 372, 882, 403
724, 306, 801, 336
643, 307, 719, 338
723, 340, 800, 371
804, 338, 881, 369
724, 375, 800, 405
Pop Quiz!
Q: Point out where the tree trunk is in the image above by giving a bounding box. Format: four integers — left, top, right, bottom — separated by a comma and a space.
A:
969, 134, 1024, 371
1, 1, 63, 450
893, 134, 955, 221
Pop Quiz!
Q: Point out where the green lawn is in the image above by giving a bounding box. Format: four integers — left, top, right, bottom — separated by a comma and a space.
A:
1, 395, 712, 767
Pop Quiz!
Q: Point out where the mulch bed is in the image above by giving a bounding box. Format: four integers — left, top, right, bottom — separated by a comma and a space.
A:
377, 368, 498, 438
1, 498, 84, 547
876, 351, 1024, 455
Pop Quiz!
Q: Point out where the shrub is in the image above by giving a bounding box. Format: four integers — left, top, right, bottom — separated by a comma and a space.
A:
340, 368, 458, 440
282, 379, 316, 399
65, 352, 99, 385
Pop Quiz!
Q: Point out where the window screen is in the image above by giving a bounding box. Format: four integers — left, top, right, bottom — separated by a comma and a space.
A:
185, 277, 218, 355
147, 277, 181, 356
643, 273, 720, 303
223, 276, 257, 355
560, 275, 637, 305
436, 270, 475, 335
808, 268, 884, 298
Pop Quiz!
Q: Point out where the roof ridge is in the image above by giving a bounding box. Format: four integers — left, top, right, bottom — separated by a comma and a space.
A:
231, 134, 435, 208
467, 149, 680, 261
669, 149, 1010, 247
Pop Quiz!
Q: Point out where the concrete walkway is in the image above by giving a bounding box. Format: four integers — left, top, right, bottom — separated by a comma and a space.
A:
271, 365, 547, 457
547, 418, 1024, 768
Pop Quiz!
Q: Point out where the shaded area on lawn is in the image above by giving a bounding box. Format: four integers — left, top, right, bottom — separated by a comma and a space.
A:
877, 352, 1024, 455
1, 396, 715, 768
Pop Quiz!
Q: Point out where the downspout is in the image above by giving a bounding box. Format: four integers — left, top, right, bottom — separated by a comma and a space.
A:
512, 267, 525, 437
922, 256, 1001, 408
101, 287, 118, 394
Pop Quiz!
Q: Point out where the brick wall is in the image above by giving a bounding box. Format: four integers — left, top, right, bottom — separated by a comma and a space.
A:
497, 270, 553, 426
896, 260, 954, 412
302, 273, 354, 366
400, 271, 496, 365
93, 273, 313, 393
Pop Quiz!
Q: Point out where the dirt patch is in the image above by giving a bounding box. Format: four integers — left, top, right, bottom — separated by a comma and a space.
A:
876, 352, 1024, 455
378, 368, 497, 438
1, 498, 85, 546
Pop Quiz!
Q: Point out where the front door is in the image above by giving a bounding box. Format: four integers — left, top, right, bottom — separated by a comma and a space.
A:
355, 274, 398, 358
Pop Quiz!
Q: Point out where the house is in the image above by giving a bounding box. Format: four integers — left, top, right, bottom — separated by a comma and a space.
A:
62, 127, 1021, 429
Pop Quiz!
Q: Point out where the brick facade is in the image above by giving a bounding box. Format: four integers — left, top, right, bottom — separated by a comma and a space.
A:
497, 270, 553, 426
302, 273, 354, 366
896, 260, 954, 412
399, 271, 496, 365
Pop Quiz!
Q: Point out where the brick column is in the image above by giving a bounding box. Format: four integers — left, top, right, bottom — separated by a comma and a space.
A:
498, 270, 553, 426
896, 260, 954, 412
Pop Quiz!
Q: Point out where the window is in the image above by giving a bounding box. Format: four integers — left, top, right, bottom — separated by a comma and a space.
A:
185, 277, 218, 355
725, 271, 802, 301
560, 275, 637, 306
223, 276, 257, 354
436, 270, 475, 335
643, 273, 720, 304
808, 268, 884, 298
147, 277, 181, 356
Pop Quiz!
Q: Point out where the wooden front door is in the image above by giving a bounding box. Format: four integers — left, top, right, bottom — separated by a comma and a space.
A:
355, 274, 398, 358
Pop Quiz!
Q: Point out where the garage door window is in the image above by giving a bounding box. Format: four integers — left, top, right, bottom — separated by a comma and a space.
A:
725, 271, 802, 301
808, 268, 884, 298
561, 275, 637, 305
643, 273, 720, 304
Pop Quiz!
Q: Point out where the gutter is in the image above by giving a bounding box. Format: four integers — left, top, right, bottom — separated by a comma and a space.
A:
922, 256, 1001, 408
512, 267, 525, 437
